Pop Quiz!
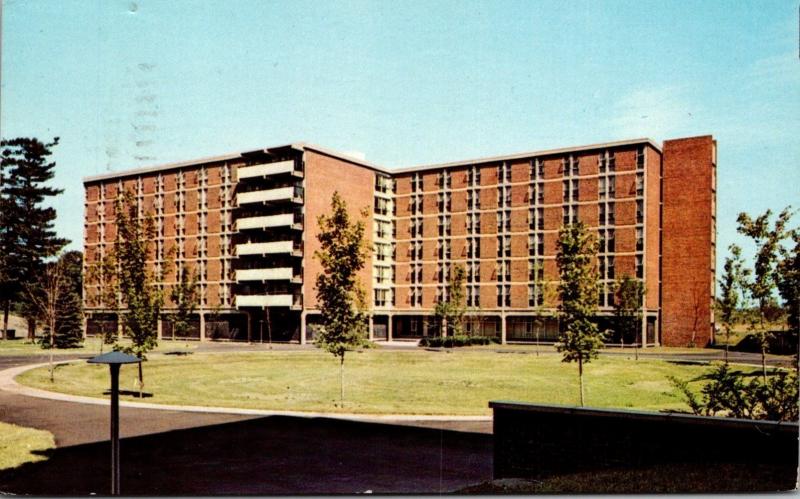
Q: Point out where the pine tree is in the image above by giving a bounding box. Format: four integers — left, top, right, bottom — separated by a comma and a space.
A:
314, 192, 370, 408
0, 137, 68, 340
54, 251, 84, 348
556, 222, 603, 406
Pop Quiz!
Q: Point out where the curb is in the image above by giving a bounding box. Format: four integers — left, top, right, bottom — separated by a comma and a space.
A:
0, 360, 492, 423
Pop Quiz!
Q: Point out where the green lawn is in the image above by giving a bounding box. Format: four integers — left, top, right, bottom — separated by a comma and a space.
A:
0, 337, 198, 356
0, 422, 55, 470
16, 349, 757, 415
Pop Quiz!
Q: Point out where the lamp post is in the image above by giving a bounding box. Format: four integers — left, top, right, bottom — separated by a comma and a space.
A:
88, 351, 142, 496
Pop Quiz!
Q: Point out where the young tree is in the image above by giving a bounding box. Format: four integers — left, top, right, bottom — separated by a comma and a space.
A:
169, 265, 199, 338
776, 228, 799, 360
433, 264, 467, 338
717, 245, 749, 363
85, 251, 121, 351
24, 258, 64, 381
113, 190, 164, 397
314, 192, 370, 408
612, 274, 646, 360
556, 222, 603, 406
0, 137, 68, 340
737, 208, 793, 380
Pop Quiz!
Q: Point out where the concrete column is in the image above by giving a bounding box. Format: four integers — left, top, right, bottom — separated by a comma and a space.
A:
246, 312, 252, 343
500, 313, 507, 345
157, 317, 163, 341
82, 314, 88, 340
300, 311, 307, 345
387, 314, 393, 341
368, 315, 374, 341
199, 312, 206, 342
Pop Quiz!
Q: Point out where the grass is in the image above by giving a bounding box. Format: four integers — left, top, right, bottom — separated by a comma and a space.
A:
0, 337, 198, 356
0, 422, 55, 470
15, 349, 761, 415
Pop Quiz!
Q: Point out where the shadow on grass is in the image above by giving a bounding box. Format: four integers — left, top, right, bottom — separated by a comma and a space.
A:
102, 390, 154, 398
0, 416, 492, 495
163, 351, 193, 356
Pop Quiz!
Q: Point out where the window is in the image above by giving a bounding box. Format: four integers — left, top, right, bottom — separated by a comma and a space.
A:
503, 235, 511, 257
562, 180, 569, 202
572, 179, 579, 202
636, 227, 644, 251
537, 182, 544, 204
636, 255, 644, 278
608, 203, 616, 224
599, 177, 607, 197
537, 207, 544, 229
636, 173, 644, 196
375, 198, 389, 216
636, 200, 644, 223
607, 256, 615, 279
636, 146, 645, 170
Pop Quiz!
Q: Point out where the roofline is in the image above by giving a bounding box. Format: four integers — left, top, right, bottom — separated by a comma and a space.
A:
82, 137, 661, 184
82, 142, 389, 184
391, 137, 662, 174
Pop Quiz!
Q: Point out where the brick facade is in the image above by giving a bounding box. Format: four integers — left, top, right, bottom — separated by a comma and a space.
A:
83, 136, 716, 345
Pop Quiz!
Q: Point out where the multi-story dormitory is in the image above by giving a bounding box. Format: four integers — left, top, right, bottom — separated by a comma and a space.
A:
83, 136, 716, 347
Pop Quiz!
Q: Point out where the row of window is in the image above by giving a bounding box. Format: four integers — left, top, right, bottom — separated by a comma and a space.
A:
406, 147, 645, 194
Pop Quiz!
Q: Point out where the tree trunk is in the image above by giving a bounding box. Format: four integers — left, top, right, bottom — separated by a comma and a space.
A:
578, 358, 584, 407
2, 300, 9, 340
634, 327, 639, 361
761, 343, 767, 383
339, 356, 344, 408
138, 357, 144, 399
49, 318, 55, 383
27, 316, 36, 341
724, 325, 729, 364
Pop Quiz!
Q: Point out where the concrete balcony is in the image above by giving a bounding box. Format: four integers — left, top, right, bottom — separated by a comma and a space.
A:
236, 241, 302, 257
235, 294, 302, 310
235, 213, 302, 231
235, 267, 301, 283
236, 186, 303, 206
237, 160, 302, 180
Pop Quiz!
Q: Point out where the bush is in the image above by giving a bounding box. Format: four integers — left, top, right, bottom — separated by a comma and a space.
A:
419, 335, 494, 348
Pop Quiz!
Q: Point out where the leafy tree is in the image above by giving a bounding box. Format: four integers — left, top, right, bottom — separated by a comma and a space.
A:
85, 251, 121, 351
112, 190, 164, 397
737, 208, 793, 380
169, 265, 199, 338
612, 274, 646, 360
0, 137, 68, 340
314, 192, 370, 408
670, 363, 798, 422
24, 258, 64, 381
555, 222, 603, 406
433, 264, 467, 338
776, 228, 799, 359
717, 244, 749, 363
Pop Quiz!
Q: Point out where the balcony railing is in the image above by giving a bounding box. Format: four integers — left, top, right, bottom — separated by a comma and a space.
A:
234, 294, 302, 310
235, 213, 302, 231
236, 240, 302, 257
237, 186, 303, 206
237, 160, 301, 180
235, 267, 301, 283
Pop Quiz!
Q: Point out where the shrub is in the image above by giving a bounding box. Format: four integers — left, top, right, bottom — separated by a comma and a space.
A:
419, 335, 493, 348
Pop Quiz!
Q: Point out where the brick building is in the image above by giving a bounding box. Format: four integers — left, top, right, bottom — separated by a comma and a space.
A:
83, 136, 716, 347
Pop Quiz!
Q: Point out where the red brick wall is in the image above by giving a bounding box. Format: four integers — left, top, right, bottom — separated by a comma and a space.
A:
661, 136, 716, 346
302, 150, 376, 311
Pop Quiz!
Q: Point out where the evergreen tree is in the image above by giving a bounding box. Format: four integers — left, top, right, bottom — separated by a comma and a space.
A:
53, 251, 84, 348
776, 228, 799, 359
0, 137, 68, 340
314, 192, 370, 408
555, 222, 603, 406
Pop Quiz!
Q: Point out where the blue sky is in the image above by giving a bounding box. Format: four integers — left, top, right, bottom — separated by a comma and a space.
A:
2, 0, 798, 270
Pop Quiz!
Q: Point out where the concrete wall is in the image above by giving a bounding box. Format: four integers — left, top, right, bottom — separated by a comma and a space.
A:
490, 401, 797, 480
